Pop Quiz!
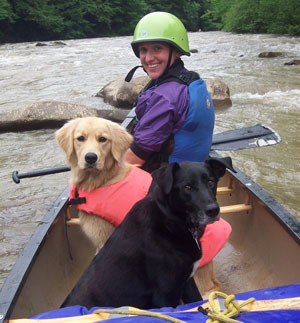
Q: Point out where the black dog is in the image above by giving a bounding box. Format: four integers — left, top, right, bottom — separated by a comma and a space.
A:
62, 157, 235, 309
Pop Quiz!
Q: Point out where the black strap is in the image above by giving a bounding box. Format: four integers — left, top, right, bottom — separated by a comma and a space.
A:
125, 65, 143, 82
68, 190, 86, 206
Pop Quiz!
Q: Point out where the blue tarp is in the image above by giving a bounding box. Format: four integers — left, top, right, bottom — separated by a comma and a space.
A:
31, 284, 300, 322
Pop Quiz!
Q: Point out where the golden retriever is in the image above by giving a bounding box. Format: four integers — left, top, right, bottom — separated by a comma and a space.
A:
56, 116, 221, 299
56, 117, 134, 250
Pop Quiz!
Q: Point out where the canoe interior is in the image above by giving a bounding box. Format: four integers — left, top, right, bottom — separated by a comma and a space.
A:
2, 168, 300, 321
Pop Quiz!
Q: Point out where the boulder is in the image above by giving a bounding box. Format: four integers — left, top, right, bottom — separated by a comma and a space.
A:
205, 78, 232, 109
258, 52, 284, 58
96, 76, 150, 109
35, 41, 67, 47
99, 76, 232, 109
0, 101, 130, 133
284, 59, 300, 65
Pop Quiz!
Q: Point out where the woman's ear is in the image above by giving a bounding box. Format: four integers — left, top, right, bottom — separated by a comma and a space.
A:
175, 50, 182, 58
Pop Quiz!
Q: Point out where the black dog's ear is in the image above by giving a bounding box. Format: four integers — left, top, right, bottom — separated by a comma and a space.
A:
205, 157, 236, 179
151, 163, 180, 194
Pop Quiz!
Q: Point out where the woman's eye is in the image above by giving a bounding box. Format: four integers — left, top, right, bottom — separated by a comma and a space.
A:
184, 185, 192, 190
77, 136, 85, 142
98, 136, 107, 143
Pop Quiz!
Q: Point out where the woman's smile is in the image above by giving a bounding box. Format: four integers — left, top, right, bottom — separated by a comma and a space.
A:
138, 42, 180, 79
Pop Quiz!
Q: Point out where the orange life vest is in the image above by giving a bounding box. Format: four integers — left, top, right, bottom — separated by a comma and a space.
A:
69, 166, 231, 267
69, 166, 152, 226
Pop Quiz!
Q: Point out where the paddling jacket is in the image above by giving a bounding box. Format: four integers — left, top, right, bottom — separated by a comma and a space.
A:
130, 59, 215, 172
69, 167, 231, 267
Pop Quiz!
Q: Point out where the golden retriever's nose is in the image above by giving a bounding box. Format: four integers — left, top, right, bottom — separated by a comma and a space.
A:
85, 152, 98, 165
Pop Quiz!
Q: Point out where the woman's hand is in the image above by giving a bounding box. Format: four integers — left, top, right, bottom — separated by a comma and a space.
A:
125, 148, 145, 167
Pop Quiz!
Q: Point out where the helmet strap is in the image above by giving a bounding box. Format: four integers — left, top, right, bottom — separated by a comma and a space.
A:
125, 65, 143, 82
164, 46, 173, 75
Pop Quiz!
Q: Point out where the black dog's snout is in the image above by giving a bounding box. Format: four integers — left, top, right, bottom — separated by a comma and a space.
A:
85, 152, 98, 164
205, 203, 220, 218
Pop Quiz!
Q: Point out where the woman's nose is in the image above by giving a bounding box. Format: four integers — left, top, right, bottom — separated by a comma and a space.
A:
145, 50, 154, 62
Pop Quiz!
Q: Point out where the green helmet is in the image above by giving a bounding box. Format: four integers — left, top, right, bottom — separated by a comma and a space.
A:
131, 12, 190, 58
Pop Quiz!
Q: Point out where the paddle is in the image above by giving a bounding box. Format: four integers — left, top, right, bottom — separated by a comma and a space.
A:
12, 166, 71, 184
11, 124, 281, 184
211, 124, 281, 151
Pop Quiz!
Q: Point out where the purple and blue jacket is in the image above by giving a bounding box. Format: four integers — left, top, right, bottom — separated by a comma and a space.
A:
130, 59, 215, 170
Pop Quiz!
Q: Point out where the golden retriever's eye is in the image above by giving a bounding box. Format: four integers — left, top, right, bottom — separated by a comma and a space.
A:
98, 136, 107, 143
77, 136, 85, 142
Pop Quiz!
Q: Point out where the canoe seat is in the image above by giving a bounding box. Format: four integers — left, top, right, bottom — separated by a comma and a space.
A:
66, 218, 80, 226
217, 182, 252, 214
217, 186, 234, 195
220, 203, 252, 214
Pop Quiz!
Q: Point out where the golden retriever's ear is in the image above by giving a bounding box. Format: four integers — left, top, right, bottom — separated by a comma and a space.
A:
109, 123, 133, 163
55, 119, 78, 166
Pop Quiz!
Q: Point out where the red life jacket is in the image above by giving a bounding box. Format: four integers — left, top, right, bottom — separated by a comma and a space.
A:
69, 166, 231, 267
69, 167, 152, 226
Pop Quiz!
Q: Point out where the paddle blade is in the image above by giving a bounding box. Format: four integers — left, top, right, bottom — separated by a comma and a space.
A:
211, 124, 281, 151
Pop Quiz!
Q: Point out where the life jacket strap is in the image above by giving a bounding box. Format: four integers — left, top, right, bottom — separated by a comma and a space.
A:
68, 190, 86, 206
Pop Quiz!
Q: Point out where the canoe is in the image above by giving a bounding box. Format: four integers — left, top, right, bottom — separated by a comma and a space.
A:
0, 113, 300, 322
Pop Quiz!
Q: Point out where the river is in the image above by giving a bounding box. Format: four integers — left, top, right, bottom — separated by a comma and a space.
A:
0, 31, 299, 288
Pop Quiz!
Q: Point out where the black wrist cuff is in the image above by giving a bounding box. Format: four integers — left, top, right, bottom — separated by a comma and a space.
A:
130, 141, 153, 160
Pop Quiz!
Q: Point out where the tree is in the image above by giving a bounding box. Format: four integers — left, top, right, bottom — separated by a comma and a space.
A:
259, 0, 300, 35
8, 0, 65, 41
0, 0, 16, 40
147, 0, 201, 31
107, 0, 150, 35
222, 0, 263, 33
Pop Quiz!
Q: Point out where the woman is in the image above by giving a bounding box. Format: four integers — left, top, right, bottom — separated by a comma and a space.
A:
125, 11, 215, 172
124, 13, 230, 298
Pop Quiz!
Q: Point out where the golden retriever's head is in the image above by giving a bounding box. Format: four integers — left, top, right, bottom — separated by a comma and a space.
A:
56, 117, 132, 180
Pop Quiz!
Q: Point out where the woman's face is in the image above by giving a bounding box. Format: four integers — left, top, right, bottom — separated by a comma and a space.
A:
138, 42, 181, 79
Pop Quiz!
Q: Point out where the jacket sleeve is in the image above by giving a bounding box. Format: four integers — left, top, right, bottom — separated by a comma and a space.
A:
132, 82, 189, 156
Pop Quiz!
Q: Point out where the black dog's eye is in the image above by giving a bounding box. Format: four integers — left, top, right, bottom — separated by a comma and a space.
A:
98, 136, 107, 143
77, 136, 85, 142
184, 185, 192, 190
208, 180, 215, 188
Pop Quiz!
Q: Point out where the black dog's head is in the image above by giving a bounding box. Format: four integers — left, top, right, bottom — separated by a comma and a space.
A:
151, 157, 236, 232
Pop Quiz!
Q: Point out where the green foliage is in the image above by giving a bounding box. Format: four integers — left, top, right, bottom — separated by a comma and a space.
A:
0, 0, 16, 40
1, 0, 299, 43
258, 0, 300, 35
0, 0, 14, 21
204, 0, 300, 35
223, 0, 263, 33
106, 0, 150, 35
147, 0, 201, 31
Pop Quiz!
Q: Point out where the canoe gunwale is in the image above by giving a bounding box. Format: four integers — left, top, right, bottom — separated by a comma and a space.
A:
0, 186, 70, 323
210, 150, 300, 245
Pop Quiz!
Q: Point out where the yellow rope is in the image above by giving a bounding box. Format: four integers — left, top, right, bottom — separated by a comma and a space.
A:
93, 308, 186, 323
204, 291, 256, 323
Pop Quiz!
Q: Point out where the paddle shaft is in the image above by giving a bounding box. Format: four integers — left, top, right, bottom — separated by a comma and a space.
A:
11, 123, 278, 183
12, 166, 71, 184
